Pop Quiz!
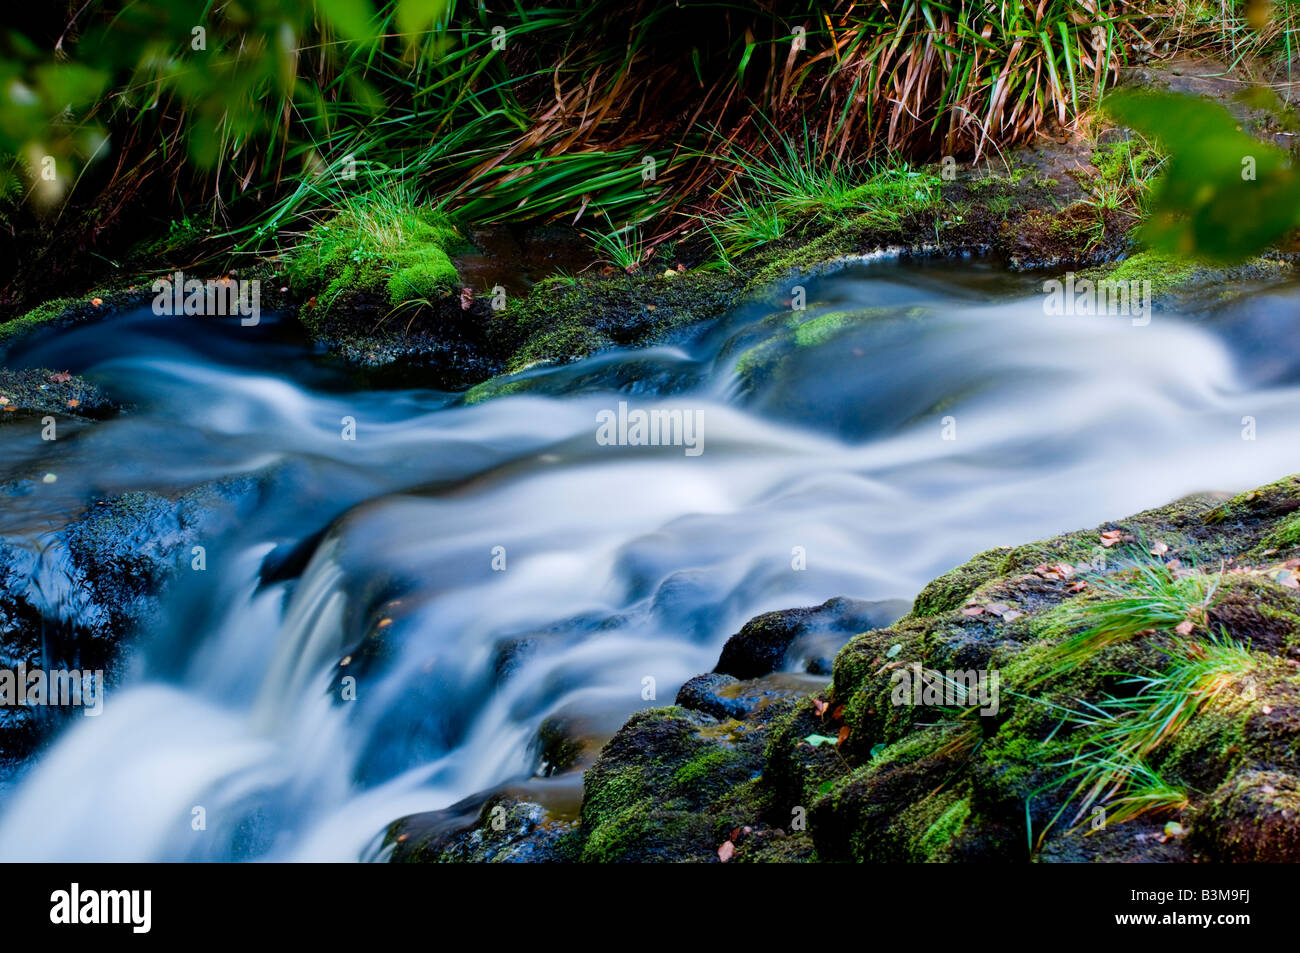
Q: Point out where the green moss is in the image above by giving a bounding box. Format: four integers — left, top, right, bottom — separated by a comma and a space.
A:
1101, 250, 1196, 297
287, 188, 464, 323
916, 795, 971, 859
911, 547, 1017, 617
1091, 138, 1164, 188
1262, 512, 1300, 550
671, 746, 751, 801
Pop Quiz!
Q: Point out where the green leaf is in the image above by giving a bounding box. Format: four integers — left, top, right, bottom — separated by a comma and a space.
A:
317, 0, 378, 43
1104, 89, 1300, 261
804, 734, 840, 747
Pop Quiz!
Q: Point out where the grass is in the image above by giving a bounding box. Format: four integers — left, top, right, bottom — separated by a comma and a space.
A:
584, 221, 648, 273
696, 122, 942, 264
1042, 633, 1255, 834
0, 0, 1153, 290
1035, 550, 1223, 682
284, 181, 463, 319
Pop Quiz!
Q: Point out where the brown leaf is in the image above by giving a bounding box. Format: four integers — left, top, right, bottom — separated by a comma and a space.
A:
985, 602, 1010, 617
831, 704, 845, 722
960, 605, 985, 617
812, 698, 828, 717
836, 725, 850, 746
717, 841, 734, 863
1174, 620, 1195, 636
49, 371, 73, 384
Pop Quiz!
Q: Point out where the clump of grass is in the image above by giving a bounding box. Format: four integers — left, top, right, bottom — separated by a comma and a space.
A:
698, 122, 940, 262
1035, 551, 1223, 682
1043, 633, 1255, 834
584, 222, 647, 273
285, 181, 463, 317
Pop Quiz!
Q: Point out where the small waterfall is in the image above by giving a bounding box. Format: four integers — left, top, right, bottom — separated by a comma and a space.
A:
0, 261, 1297, 861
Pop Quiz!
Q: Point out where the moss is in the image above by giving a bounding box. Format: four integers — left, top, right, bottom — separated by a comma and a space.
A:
287, 193, 464, 324
671, 746, 753, 801
580, 801, 714, 863
915, 795, 972, 859
1205, 475, 1300, 526
491, 267, 740, 374
1195, 769, 1300, 861
911, 547, 1018, 617
1261, 512, 1300, 552
1100, 250, 1197, 297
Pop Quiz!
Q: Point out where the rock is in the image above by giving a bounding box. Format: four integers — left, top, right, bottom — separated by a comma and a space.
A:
0, 475, 263, 758
675, 673, 746, 720
502, 473, 1300, 863
533, 716, 589, 777
1197, 770, 1300, 862
714, 596, 905, 679
387, 794, 575, 863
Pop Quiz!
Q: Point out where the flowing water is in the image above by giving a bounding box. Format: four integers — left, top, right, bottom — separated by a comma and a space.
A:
0, 259, 1297, 861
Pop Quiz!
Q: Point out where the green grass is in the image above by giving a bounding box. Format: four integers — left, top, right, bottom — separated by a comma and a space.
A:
583, 221, 647, 273
285, 181, 463, 318
1044, 633, 1254, 832
1035, 551, 1223, 683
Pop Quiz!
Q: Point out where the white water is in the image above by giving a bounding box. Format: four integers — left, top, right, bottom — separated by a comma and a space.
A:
0, 261, 1297, 860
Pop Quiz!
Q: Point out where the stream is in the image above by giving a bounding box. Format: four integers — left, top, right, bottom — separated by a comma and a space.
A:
0, 258, 1297, 861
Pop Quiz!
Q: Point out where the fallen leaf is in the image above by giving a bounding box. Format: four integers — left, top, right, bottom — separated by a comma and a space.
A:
717, 841, 734, 863
91, 297, 102, 307
985, 602, 1011, 617
1174, 620, 1195, 636
1002, 609, 1024, 622
837, 725, 850, 746
1164, 821, 1186, 838
1263, 705, 1273, 714
804, 734, 839, 747
831, 704, 845, 721
886, 642, 903, 658
49, 371, 73, 384
1150, 541, 1169, 556
66, 398, 80, 408
961, 606, 985, 617
811, 698, 828, 717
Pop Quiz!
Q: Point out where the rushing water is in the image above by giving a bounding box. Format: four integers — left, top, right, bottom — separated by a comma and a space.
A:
0, 259, 1297, 861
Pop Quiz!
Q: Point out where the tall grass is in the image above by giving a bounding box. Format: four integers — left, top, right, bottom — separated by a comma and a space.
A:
2, 0, 1153, 264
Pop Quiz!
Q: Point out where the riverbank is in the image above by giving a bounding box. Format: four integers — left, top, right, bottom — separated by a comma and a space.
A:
387, 474, 1300, 862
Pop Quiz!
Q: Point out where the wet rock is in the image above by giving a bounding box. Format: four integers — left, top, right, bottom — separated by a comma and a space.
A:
533, 716, 589, 777
541, 473, 1300, 863
0, 367, 120, 420
387, 794, 576, 863
714, 596, 905, 679
0, 474, 263, 759
675, 673, 746, 720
